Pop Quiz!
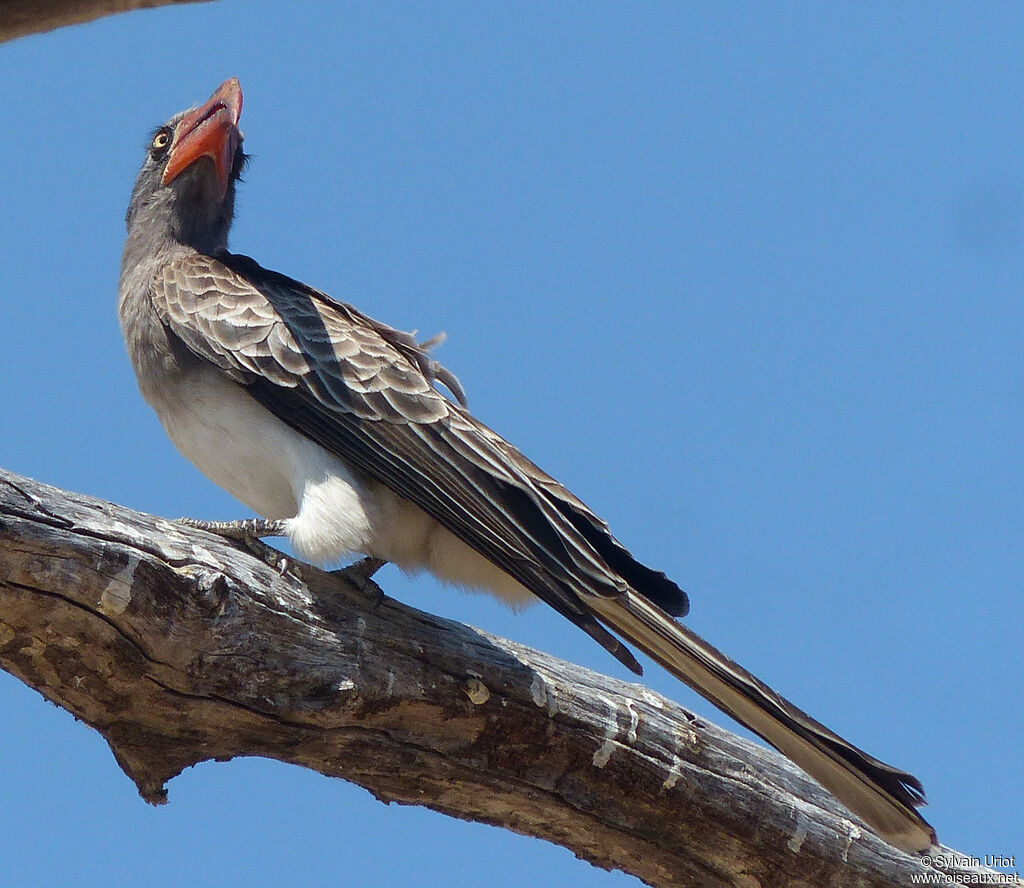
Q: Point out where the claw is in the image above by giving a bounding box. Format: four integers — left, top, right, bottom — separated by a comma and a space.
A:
176, 517, 292, 574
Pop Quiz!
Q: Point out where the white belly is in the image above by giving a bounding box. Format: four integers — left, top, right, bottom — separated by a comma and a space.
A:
156, 370, 299, 517
152, 369, 372, 559
151, 368, 534, 606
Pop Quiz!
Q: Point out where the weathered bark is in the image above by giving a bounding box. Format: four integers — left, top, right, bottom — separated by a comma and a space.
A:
0, 0, 211, 43
0, 468, 1004, 887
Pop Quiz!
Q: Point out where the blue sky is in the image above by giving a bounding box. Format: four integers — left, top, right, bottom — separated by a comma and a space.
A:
1, 3, 1021, 884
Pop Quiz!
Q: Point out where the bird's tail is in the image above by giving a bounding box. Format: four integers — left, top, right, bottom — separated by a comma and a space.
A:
585, 591, 936, 853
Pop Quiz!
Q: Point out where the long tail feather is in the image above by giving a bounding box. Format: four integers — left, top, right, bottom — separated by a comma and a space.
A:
586, 591, 936, 853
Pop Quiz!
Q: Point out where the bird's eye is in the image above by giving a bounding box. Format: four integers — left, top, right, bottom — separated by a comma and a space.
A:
150, 128, 172, 159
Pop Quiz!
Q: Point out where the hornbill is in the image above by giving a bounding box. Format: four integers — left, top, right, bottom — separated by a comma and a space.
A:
119, 78, 935, 853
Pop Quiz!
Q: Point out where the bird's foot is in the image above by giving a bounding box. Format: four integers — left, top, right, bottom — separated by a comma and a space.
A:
177, 517, 288, 541
333, 556, 388, 602
177, 517, 293, 574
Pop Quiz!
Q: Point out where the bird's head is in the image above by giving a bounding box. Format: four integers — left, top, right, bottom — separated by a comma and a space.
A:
125, 78, 245, 256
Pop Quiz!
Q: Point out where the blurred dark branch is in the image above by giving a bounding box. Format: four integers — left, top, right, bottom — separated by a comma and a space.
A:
0, 468, 993, 888
0, 0, 210, 43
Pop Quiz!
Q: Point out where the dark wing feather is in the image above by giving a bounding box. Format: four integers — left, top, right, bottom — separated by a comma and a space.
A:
151, 251, 689, 671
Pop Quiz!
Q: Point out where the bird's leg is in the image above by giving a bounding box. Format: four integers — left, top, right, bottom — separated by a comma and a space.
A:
177, 517, 288, 541
333, 557, 388, 603
338, 556, 386, 583
176, 517, 292, 574
333, 557, 385, 594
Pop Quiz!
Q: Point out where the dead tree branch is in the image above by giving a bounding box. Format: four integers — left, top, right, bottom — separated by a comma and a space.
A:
0, 468, 1000, 887
0, 0, 211, 43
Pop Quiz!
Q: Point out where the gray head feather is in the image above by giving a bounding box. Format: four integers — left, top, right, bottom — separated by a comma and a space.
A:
122, 109, 245, 277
